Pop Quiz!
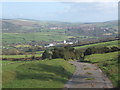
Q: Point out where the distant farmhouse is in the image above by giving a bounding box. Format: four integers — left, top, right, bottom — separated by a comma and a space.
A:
45, 43, 55, 47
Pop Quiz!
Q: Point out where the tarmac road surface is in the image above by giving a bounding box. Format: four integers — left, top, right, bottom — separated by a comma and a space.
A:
64, 61, 113, 88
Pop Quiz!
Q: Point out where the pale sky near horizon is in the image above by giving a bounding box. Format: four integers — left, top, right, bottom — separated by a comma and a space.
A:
1, 0, 119, 22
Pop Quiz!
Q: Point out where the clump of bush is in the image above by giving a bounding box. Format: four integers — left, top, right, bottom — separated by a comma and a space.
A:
42, 46, 82, 60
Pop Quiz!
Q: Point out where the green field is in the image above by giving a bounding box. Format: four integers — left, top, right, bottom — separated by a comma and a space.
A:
84, 51, 119, 87
2, 32, 72, 44
2, 59, 75, 88
35, 51, 44, 54
2, 51, 44, 59
2, 54, 41, 58
74, 40, 119, 49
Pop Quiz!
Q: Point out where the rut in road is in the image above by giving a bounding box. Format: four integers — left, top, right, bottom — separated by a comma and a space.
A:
64, 61, 113, 88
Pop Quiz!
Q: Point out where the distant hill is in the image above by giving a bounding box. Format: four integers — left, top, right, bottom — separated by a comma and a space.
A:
1, 19, 118, 44
66, 21, 118, 37
1, 19, 76, 33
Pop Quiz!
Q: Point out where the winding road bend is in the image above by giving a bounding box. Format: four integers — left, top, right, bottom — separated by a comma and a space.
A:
64, 61, 113, 88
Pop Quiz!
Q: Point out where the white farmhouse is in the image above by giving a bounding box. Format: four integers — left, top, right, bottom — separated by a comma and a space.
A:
68, 42, 73, 44
45, 43, 55, 47
64, 40, 66, 44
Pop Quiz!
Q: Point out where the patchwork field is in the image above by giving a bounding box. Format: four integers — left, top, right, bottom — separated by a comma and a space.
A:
84, 51, 119, 87
2, 59, 75, 88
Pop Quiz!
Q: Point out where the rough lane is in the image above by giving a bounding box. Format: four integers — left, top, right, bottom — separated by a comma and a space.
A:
64, 61, 113, 88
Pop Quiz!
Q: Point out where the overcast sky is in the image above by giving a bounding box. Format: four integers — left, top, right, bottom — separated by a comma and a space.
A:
1, 0, 119, 22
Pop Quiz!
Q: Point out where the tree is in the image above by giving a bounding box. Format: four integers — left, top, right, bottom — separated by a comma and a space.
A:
110, 46, 119, 52
102, 47, 110, 53
84, 48, 92, 56
42, 50, 52, 60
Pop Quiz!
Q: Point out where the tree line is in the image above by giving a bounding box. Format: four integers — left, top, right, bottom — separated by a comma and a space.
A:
84, 46, 120, 56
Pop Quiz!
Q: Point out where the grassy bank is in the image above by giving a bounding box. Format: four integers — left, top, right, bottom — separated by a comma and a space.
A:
2, 59, 75, 88
84, 51, 119, 87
